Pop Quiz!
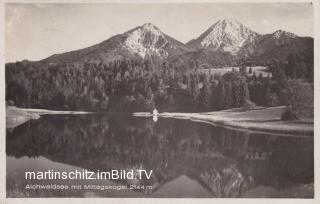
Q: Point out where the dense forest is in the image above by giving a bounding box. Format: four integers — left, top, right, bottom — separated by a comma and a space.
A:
5, 53, 313, 117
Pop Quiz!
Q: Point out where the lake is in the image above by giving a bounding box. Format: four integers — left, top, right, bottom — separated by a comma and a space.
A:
6, 114, 314, 198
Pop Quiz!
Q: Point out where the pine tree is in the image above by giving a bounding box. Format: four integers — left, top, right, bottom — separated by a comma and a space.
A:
232, 81, 240, 107
225, 81, 233, 108
265, 86, 279, 106
199, 78, 211, 110
287, 54, 298, 79
240, 79, 250, 106
217, 81, 226, 109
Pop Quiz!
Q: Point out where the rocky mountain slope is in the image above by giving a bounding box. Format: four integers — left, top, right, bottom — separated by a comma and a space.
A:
42, 23, 191, 64
179, 19, 313, 67
239, 29, 313, 63
9, 19, 313, 68
187, 19, 260, 54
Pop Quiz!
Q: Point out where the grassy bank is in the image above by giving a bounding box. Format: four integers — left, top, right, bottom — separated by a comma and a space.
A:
134, 106, 313, 136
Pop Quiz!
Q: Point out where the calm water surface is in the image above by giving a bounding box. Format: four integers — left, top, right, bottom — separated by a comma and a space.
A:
6, 114, 314, 198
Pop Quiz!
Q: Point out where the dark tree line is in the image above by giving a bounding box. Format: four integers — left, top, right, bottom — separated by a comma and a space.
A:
285, 53, 313, 81
5, 55, 312, 113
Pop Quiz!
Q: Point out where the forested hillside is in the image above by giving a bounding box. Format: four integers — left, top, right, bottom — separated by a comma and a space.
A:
5, 20, 314, 115
6, 55, 312, 114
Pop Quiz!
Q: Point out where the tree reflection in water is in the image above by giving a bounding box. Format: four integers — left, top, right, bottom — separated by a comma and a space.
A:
6, 114, 313, 197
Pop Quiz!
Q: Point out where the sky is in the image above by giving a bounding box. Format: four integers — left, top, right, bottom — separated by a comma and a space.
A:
5, 2, 313, 62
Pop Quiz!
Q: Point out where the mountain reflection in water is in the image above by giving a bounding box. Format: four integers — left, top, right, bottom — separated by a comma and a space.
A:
6, 114, 314, 198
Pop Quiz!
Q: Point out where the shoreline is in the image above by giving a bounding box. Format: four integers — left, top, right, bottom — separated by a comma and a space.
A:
6, 106, 92, 129
133, 106, 313, 136
18, 108, 92, 115
6, 106, 314, 136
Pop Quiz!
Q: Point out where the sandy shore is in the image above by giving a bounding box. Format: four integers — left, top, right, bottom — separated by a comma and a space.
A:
134, 106, 313, 136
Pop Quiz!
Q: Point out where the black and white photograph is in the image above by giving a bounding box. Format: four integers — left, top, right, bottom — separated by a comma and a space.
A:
3, 0, 316, 199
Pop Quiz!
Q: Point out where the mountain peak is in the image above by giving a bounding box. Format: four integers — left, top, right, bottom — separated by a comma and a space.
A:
127, 23, 161, 34
139, 23, 162, 33
218, 18, 240, 24
210, 18, 245, 30
272, 29, 297, 39
189, 19, 259, 53
142, 23, 157, 28
123, 23, 166, 58
121, 22, 189, 59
